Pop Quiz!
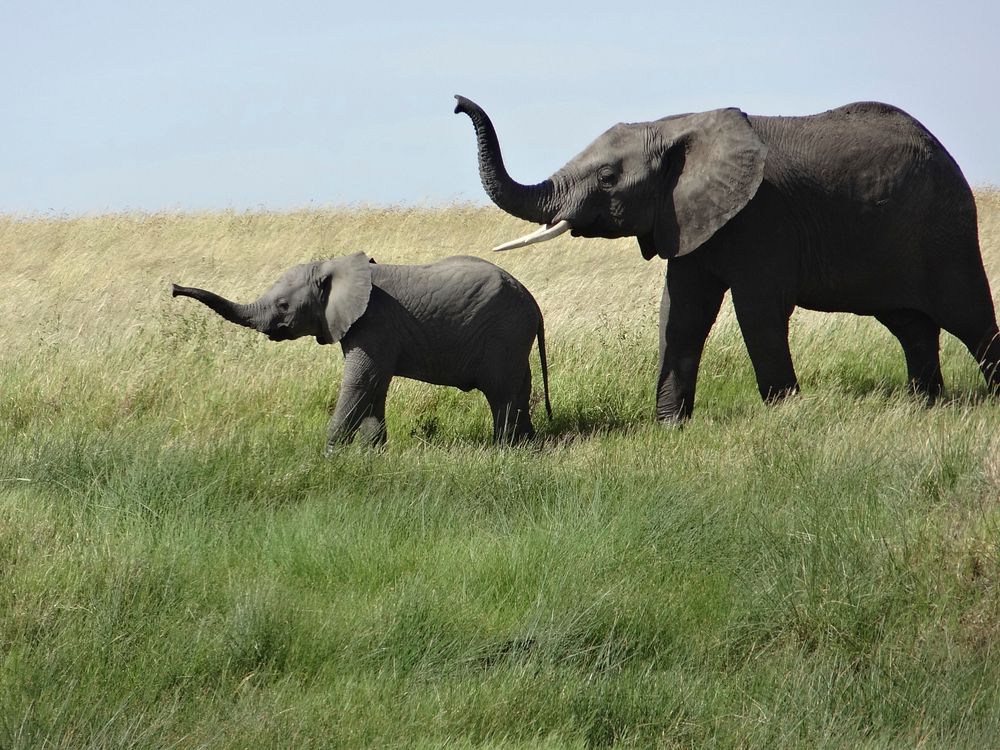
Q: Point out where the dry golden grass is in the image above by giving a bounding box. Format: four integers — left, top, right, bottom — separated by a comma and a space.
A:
0, 206, 656, 357
3, 189, 996, 363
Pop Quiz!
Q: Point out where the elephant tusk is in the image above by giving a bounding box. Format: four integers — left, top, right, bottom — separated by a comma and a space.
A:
493, 220, 572, 252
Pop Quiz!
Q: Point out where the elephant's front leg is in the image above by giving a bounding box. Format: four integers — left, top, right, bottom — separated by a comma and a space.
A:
655, 262, 726, 423
325, 349, 392, 452
730, 287, 799, 403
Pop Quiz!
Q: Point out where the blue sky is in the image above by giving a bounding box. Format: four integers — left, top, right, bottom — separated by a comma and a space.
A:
3, 0, 998, 214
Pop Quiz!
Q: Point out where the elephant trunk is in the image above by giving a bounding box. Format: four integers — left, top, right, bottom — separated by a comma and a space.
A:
171, 284, 264, 331
454, 95, 558, 226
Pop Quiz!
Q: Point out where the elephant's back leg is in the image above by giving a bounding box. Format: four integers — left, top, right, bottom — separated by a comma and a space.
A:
923, 251, 1000, 393
481, 367, 535, 444
874, 309, 943, 400
892, 188, 1000, 392
476, 338, 536, 444
941, 312, 1000, 393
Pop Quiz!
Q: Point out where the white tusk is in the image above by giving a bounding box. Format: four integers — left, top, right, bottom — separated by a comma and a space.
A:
493, 220, 572, 252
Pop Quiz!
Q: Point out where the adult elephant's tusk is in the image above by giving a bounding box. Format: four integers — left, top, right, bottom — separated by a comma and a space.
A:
493, 220, 572, 252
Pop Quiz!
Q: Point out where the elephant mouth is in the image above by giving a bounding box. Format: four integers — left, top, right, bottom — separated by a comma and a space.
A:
574, 227, 624, 239
569, 212, 629, 239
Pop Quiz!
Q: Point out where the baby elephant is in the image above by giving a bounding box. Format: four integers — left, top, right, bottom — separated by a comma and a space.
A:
172, 253, 551, 448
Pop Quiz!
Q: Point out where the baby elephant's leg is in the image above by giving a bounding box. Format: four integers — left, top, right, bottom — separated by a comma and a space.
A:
325, 352, 392, 452
326, 380, 390, 451
485, 366, 535, 445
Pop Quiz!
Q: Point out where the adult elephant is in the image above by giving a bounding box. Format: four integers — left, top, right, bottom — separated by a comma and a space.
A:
454, 95, 1000, 422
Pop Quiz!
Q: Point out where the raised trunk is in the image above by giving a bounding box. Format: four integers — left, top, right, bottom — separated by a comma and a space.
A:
171, 284, 262, 331
454, 95, 557, 224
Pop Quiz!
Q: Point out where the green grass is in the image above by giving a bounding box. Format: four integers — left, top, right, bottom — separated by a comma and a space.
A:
1, 201, 999, 747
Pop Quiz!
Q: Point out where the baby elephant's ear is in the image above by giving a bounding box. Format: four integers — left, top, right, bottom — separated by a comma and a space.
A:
317, 253, 373, 343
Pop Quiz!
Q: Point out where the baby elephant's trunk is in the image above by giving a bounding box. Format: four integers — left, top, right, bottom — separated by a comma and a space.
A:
171, 283, 261, 332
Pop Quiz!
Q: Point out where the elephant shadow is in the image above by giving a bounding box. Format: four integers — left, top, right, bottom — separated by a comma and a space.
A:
533, 379, 994, 448
403, 376, 993, 450
812, 373, 993, 407
534, 408, 651, 448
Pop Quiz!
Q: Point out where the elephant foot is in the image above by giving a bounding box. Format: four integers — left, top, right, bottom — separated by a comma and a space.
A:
655, 415, 688, 430
356, 417, 388, 449
909, 380, 944, 407
324, 415, 387, 454
495, 424, 535, 446
760, 382, 799, 403
655, 400, 693, 426
490, 403, 535, 445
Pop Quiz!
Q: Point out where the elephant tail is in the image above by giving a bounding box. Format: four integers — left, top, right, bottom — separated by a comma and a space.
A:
536, 312, 553, 421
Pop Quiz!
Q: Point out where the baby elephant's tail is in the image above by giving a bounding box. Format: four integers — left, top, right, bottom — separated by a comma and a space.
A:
536, 314, 553, 420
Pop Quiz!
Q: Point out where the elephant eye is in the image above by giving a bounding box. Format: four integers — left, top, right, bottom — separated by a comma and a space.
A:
276, 298, 290, 312
598, 167, 619, 189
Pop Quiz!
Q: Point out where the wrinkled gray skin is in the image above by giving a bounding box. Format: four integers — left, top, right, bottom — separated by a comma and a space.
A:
172, 253, 551, 448
455, 96, 1000, 422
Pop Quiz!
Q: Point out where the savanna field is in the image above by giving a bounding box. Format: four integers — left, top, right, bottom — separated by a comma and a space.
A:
2, 193, 1000, 748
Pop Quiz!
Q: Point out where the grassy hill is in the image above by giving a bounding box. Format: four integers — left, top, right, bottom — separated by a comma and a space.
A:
1, 193, 999, 747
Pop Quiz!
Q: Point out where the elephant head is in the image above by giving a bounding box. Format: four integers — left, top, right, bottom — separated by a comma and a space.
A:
454, 95, 768, 259
172, 252, 373, 344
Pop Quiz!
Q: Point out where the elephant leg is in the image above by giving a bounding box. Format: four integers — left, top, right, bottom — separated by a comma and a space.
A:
326, 379, 390, 450
934, 306, 1000, 395
978, 328, 1000, 394
656, 262, 726, 423
730, 290, 798, 403
874, 310, 943, 401
485, 367, 535, 444
325, 351, 392, 451
925, 263, 1000, 394
958, 323, 1000, 394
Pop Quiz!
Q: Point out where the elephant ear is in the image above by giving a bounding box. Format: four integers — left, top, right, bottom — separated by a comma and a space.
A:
646, 108, 767, 259
317, 252, 373, 344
